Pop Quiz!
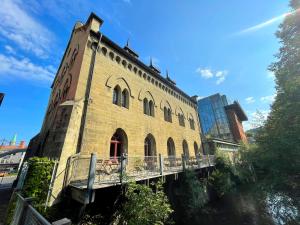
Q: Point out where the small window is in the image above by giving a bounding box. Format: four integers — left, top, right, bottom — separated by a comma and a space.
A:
189, 118, 195, 130
113, 86, 121, 105
149, 100, 154, 117
164, 107, 168, 121
178, 114, 185, 127
143, 98, 149, 115
121, 89, 129, 108
168, 108, 172, 122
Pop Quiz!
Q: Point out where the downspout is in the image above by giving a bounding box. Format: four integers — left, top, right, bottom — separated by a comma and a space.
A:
76, 33, 102, 153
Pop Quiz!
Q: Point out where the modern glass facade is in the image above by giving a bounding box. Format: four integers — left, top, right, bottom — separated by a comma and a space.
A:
197, 94, 233, 141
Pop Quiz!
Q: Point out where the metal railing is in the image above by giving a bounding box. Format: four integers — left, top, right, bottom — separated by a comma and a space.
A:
9, 193, 51, 225
67, 153, 215, 188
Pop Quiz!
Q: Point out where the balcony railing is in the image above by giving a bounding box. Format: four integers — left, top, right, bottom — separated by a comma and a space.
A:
66, 154, 215, 189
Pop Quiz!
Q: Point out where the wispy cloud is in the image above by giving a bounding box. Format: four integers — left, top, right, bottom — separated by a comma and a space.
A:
235, 9, 299, 35
196, 68, 228, 85
260, 94, 276, 103
0, 0, 55, 58
4, 45, 16, 55
245, 97, 255, 104
0, 54, 55, 82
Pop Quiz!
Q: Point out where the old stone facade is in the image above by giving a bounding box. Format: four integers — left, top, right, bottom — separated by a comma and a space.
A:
29, 13, 203, 203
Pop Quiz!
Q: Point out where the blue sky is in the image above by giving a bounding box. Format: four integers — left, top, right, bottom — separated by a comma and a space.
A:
0, 0, 290, 143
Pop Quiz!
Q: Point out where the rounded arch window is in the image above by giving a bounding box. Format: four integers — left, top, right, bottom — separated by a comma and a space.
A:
167, 137, 176, 157
101, 47, 107, 56
110, 128, 128, 161
182, 140, 189, 158
109, 51, 114, 60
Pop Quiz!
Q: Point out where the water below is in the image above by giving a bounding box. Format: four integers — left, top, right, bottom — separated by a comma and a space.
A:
190, 187, 299, 225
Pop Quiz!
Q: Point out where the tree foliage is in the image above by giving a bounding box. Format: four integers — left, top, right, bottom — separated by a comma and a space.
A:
22, 157, 55, 211
119, 181, 173, 225
253, 0, 300, 191
175, 170, 208, 222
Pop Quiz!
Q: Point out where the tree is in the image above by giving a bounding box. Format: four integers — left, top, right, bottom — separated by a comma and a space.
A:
254, 0, 300, 191
119, 181, 173, 225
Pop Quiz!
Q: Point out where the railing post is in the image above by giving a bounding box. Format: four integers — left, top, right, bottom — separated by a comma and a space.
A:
182, 154, 186, 171
196, 153, 201, 168
120, 153, 127, 184
87, 153, 96, 203
159, 154, 164, 175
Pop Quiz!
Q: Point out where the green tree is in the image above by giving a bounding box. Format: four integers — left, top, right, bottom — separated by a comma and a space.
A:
175, 170, 208, 222
253, 0, 300, 191
119, 181, 173, 225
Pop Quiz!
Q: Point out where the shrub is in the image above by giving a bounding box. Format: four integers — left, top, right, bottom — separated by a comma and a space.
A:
175, 170, 208, 221
119, 181, 173, 225
22, 157, 55, 211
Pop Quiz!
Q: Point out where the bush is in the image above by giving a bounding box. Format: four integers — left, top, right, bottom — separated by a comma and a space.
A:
22, 157, 55, 211
175, 170, 208, 221
119, 181, 173, 225
208, 169, 234, 198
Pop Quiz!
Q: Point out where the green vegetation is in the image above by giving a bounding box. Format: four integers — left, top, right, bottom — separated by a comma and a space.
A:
119, 181, 173, 225
174, 170, 208, 223
250, 0, 300, 194
22, 157, 55, 211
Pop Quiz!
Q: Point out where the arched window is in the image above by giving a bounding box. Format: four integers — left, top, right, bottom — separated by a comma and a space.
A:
110, 128, 128, 161
178, 114, 185, 127
167, 108, 172, 122
144, 134, 156, 156
121, 89, 129, 108
149, 100, 154, 117
143, 98, 149, 115
189, 116, 195, 130
113, 85, 121, 105
167, 138, 176, 157
194, 142, 199, 156
182, 140, 189, 158
164, 107, 168, 121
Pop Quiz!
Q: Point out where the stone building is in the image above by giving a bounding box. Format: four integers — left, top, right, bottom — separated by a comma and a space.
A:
28, 13, 203, 203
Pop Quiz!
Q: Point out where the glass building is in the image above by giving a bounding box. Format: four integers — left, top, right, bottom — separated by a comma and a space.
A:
197, 94, 234, 142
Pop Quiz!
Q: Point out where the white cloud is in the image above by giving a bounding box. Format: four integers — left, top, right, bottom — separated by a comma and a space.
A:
260, 94, 276, 103
215, 70, 228, 85
236, 9, 299, 35
196, 68, 214, 79
245, 97, 255, 104
0, 0, 54, 58
4, 45, 16, 55
196, 68, 228, 84
0, 54, 55, 82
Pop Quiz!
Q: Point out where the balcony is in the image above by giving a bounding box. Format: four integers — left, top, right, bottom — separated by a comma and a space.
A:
65, 154, 215, 190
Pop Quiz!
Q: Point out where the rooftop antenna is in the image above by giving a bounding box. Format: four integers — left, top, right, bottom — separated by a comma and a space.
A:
126, 38, 130, 48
